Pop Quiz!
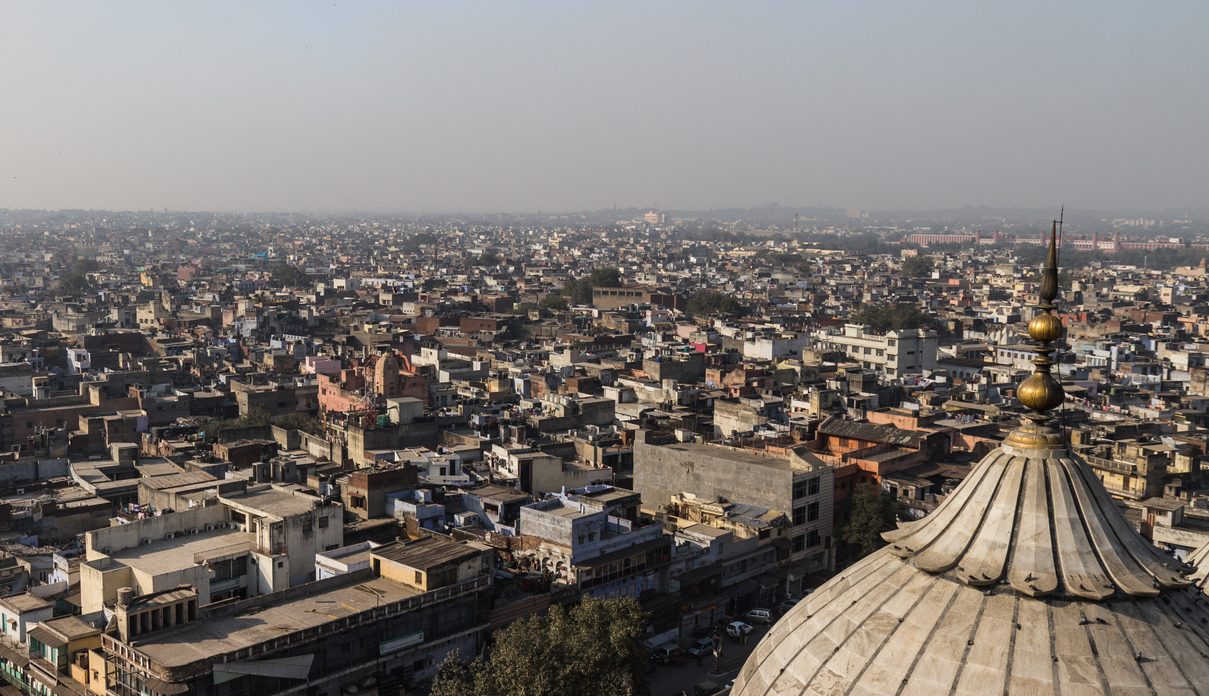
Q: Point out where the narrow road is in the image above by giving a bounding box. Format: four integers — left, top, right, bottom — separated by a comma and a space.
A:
647, 624, 769, 696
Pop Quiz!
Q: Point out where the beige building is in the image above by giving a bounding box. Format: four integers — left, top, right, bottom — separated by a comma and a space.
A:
82, 485, 343, 612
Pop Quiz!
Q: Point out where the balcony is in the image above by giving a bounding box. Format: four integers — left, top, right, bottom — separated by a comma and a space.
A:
1083, 454, 1138, 476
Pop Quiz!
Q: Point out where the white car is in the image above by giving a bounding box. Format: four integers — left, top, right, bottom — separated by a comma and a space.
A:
744, 608, 773, 624
726, 620, 754, 638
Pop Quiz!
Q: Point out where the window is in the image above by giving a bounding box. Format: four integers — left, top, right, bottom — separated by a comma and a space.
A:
807, 501, 820, 522
792, 535, 805, 552
807, 530, 821, 548
793, 506, 806, 526
319, 516, 329, 529
795, 477, 820, 499
415, 570, 423, 584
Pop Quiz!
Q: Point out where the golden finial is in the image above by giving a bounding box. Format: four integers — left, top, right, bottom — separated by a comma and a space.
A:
1007, 219, 1066, 448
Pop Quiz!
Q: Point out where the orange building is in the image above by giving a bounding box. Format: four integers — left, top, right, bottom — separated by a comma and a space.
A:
317, 351, 428, 414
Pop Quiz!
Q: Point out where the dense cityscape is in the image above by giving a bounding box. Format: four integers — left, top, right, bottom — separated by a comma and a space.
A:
0, 205, 1204, 694
5, 1, 1209, 694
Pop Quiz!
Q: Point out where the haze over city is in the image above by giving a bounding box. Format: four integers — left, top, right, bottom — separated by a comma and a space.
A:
3, 1, 1207, 214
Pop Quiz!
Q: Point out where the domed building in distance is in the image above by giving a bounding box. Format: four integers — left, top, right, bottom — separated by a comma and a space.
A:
734, 223, 1209, 695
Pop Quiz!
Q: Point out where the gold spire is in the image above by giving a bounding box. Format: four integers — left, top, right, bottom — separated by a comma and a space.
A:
1006, 220, 1065, 448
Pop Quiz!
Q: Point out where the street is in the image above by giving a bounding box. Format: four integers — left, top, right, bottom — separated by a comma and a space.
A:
647, 624, 769, 696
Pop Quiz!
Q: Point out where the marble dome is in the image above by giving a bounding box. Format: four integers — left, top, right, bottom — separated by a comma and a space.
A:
734, 222, 1209, 695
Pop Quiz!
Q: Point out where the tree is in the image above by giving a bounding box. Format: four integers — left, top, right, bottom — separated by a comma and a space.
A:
841, 486, 907, 557
60, 258, 97, 294
901, 255, 934, 278
849, 303, 933, 333
539, 294, 568, 311
430, 597, 650, 696
588, 267, 621, 287
563, 267, 622, 305
202, 408, 273, 443
269, 263, 309, 289
274, 412, 323, 435
685, 289, 743, 316
60, 271, 92, 294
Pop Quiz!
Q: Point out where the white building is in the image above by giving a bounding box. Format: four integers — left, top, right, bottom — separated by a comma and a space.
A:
812, 325, 938, 378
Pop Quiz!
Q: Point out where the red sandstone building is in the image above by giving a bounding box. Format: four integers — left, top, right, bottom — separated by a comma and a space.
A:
317, 350, 428, 414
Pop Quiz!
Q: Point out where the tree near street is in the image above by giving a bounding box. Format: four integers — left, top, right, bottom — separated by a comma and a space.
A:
430, 596, 650, 696
840, 486, 907, 557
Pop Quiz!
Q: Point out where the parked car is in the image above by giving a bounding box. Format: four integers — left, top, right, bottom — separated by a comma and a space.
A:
686, 637, 716, 658
726, 620, 754, 638
649, 644, 681, 664
744, 608, 773, 624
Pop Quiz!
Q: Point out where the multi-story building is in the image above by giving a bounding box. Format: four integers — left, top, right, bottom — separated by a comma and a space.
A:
99, 536, 494, 695
633, 432, 834, 581
811, 324, 938, 377
82, 485, 343, 612
513, 486, 670, 598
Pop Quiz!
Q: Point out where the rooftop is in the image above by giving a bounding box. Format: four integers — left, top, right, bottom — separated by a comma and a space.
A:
220, 486, 321, 518
657, 441, 798, 471
109, 529, 255, 574
372, 536, 483, 571
128, 576, 418, 669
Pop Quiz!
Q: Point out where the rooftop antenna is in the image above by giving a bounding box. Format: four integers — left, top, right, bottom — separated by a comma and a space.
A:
1054, 206, 1068, 437
1056, 205, 1064, 267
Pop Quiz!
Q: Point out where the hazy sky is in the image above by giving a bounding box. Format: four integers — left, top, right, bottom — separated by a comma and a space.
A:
2, 1, 1206, 213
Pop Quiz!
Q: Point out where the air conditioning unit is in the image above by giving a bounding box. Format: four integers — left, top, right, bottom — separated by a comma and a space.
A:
165, 533, 175, 540
102, 547, 112, 555
141, 538, 152, 546
204, 524, 215, 531
15, 489, 23, 495
189, 528, 199, 535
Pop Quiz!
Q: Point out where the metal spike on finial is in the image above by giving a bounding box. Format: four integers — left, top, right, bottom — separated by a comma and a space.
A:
1039, 220, 1059, 309
1007, 215, 1067, 447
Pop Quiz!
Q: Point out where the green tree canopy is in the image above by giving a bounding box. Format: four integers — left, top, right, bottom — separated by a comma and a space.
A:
539, 294, 568, 311
849, 302, 933, 333
202, 408, 272, 443
563, 267, 622, 304
269, 262, 309, 289
901, 255, 934, 278
274, 412, 323, 436
473, 252, 501, 267
430, 597, 650, 696
685, 289, 743, 316
60, 258, 98, 294
840, 486, 907, 557
588, 267, 621, 287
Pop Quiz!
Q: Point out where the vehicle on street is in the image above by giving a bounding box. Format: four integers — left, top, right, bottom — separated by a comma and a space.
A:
686, 637, 716, 658
649, 644, 681, 664
744, 608, 773, 624
726, 620, 754, 638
